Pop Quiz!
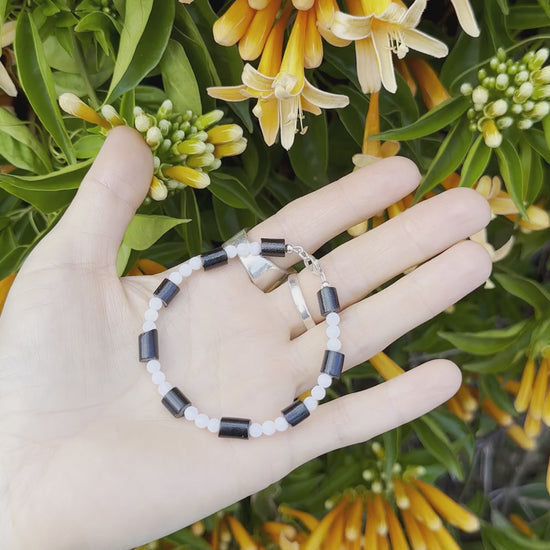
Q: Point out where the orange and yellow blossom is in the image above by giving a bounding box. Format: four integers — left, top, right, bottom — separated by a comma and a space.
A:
208, 5, 348, 149
331, 0, 448, 93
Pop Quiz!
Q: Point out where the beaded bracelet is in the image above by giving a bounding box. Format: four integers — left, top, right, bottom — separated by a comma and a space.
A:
138, 238, 344, 439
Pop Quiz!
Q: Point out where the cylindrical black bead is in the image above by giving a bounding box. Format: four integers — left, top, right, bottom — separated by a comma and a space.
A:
161, 387, 191, 418
218, 417, 250, 439
139, 329, 158, 362
321, 350, 345, 378
201, 247, 228, 270
281, 400, 310, 427
261, 238, 286, 257
154, 278, 180, 306
317, 286, 340, 316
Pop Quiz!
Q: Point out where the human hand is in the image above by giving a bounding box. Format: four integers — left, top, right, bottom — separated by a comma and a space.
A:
0, 127, 491, 550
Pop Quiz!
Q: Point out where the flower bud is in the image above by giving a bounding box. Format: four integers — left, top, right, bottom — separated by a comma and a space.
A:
529, 47, 549, 71
496, 116, 514, 129
532, 85, 550, 100
531, 101, 550, 119
511, 104, 523, 115
213, 137, 247, 158
532, 66, 550, 85
194, 109, 224, 130
133, 106, 144, 117
489, 57, 499, 70
467, 107, 476, 119
362, 469, 374, 481
498, 62, 507, 73
58, 93, 110, 129
186, 152, 216, 168
205, 142, 215, 153
477, 68, 487, 80
514, 71, 529, 85
164, 165, 210, 189
159, 139, 172, 154
158, 119, 171, 136
153, 156, 161, 169
481, 119, 503, 148
468, 122, 477, 132
172, 130, 185, 142
523, 100, 535, 112
460, 82, 473, 95
505, 86, 516, 97
100, 104, 124, 126
497, 47, 507, 62
204, 158, 222, 171
495, 73, 509, 90
135, 114, 152, 132
371, 481, 383, 493
158, 99, 173, 117
206, 123, 244, 144
482, 76, 495, 89
149, 176, 168, 201
472, 85, 489, 105
485, 99, 508, 117
146, 126, 163, 148
177, 139, 207, 155
517, 118, 533, 130
513, 82, 534, 103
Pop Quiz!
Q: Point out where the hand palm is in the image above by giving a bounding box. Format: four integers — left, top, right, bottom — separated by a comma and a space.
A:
0, 128, 491, 550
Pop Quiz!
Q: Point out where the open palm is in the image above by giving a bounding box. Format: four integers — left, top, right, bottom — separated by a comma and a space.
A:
0, 127, 491, 550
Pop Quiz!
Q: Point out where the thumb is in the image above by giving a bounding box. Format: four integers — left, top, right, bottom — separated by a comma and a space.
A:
39, 126, 153, 270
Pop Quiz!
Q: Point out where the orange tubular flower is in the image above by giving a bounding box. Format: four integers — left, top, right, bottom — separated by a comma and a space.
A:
213, 0, 256, 46
278, 504, 320, 532
412, 478, 480, 533
344, 496, 363, 542
372, 493, 388, 536
404, 484, 442, 531
0, 272, 16, 314
506, 424, 537, 451
369, 351, 405, 380
401, 508, 426, 550
481, 398, 514, 427
302, 498, 347, 550
384, 500, 410, 550
304, 7, 323, 68
528, 358, 549, 421
226, 515, 259, 550
58, 93, 110, 129
407, 57, 450, 109
364, 497, 380, 550
509, 514, 535, 538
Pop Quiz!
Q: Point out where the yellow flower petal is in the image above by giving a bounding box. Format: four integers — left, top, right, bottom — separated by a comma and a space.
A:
456, 383, 478, 413
372, 493, 388, 536
302, 79, 349, 108
407, 58, 450, 109
1, 20, 16, 48
293, 0, 315, 9
481, 119, 502, 148
207, 124, 244, 144
148, 175, 168, 201
207, 83, 252, 101
412, 478, 479, 532
371, 26, 397, 92
255, 97, 279, 146
213, 0, 256, 47
523, 412, 542, 438
361, 0, 392, 15
164, 166, 210, 189
303, 498, 347, 550
401, 508, 427, 550
520, 204, 550, 232
481, 398, 513, 426
400, 28, 448, 58
331, 11, 372, 40
214, 138, 247, 158
417, 523, 443, 550
58, 93, 110, 128
0, 271, 16, 314
304, 8, 323, 68
506, 424, 537, 451
434, 524, 462, 550
364, 497, 379, 549
449, 0, 480, 37
404, 484, 442, 531
355, 37, 382, 93
345, 496, 363, 541
384, 500, 410, 550
509, 514, 534, 538
278, 504, 319, 531
227, 515, 258, 550
238, 0, 281, 60
528, 359, 549, 421
257, 3, 291, 76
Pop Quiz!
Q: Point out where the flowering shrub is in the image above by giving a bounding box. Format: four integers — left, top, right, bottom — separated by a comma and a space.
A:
0, 1, 549, 549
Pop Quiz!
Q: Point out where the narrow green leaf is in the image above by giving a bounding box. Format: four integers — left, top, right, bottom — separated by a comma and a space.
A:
119, 89, 135, 126
495, 138, 527, 217
74, 134, 104, 159
494, 272, 550, 316
372, 95, 470, 141
439, 321, 529, 355
508, 6, 550, 29
106, 0, 175, 102
333, 85, 368, 146
181, 187, 202, 257
543, 115, 550, 150
288, 112, 329, 189
525, 129, 550, 164
14, 12, 75, 163
413, 415, 463, 480
524, 152, 544, 206
482, 525, 550, 550
462, 347, 521, 374
0, 160, 93, 212
460, 134, 492, 188
166, 529, 215, 550
415, 117, 472, 199
122, 214, 189, 251
495, 0, 509, 14
160, 40, 201, 115
0, 245, 28, 281
209, 172, 264, 218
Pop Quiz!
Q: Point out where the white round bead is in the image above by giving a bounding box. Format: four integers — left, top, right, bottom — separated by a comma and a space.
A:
146, 360, 161, 373
326, 325, 340, 338
304, 396, 318, 412
326, 312, 340, 326
157, 381, 173, 396
184, 406, 198, 421
249, 423, 263, 438
189, 256, 202, 270
207, 417, 221, 433
224, 245, 237, 259
195, 413, 209, 429
179, 263, 192, 277
149, 297, 163, 311
311, 385, 326, 401
144, 309, 159, 322
274, 416, 289, 432
262, 420, 276, 436
151, 371, 166, 385
142, 320, 156, 332
237, 242, 250, 257
249, 241, 261, 255
317, 373, 332, 388
327, 338, 342, 351
169, 271, 183, 285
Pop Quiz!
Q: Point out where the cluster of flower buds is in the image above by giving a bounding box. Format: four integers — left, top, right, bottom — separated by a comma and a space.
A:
461, 47, 550, 147
58, 93, 247, 201
132, 101, 246, 200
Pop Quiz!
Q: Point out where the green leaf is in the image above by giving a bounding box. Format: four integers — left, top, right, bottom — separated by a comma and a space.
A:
15, 12, 75, 164
462, 346, 521, 374
0, 108, 51, 173
74, 134, 104, 159
372, 95, 470, 141
333, 85, 368, 147
75, 11, 117, 57
495, 138, 527, 217
523, 152, 544, 206
480, 375, 517, 417
166, 528, 215, 550
415, 117, 473, 199
119, 89, 135, 126
494, 272, 550, 316
460, 134, 492, 188
288, 112, 329, 189
482, 524, 550, 550
160, 40, 201, 115
413, 415, 464, 480
525, 129, 550, 164
122, 214, 189, 251
543, 115, 550, 150
116, 242, 132, 276
508, 6, 550, 29
0, 160, 93, 212
181, 187, 202, 257
439, 320, 530, 355
495, 0, 509, 14
106, 0, 175, 102
209, 172, 264, 218
0, 245, 28, 281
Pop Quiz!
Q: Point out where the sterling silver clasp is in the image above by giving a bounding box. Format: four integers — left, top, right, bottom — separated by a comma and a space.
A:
286, 244, 329, 287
